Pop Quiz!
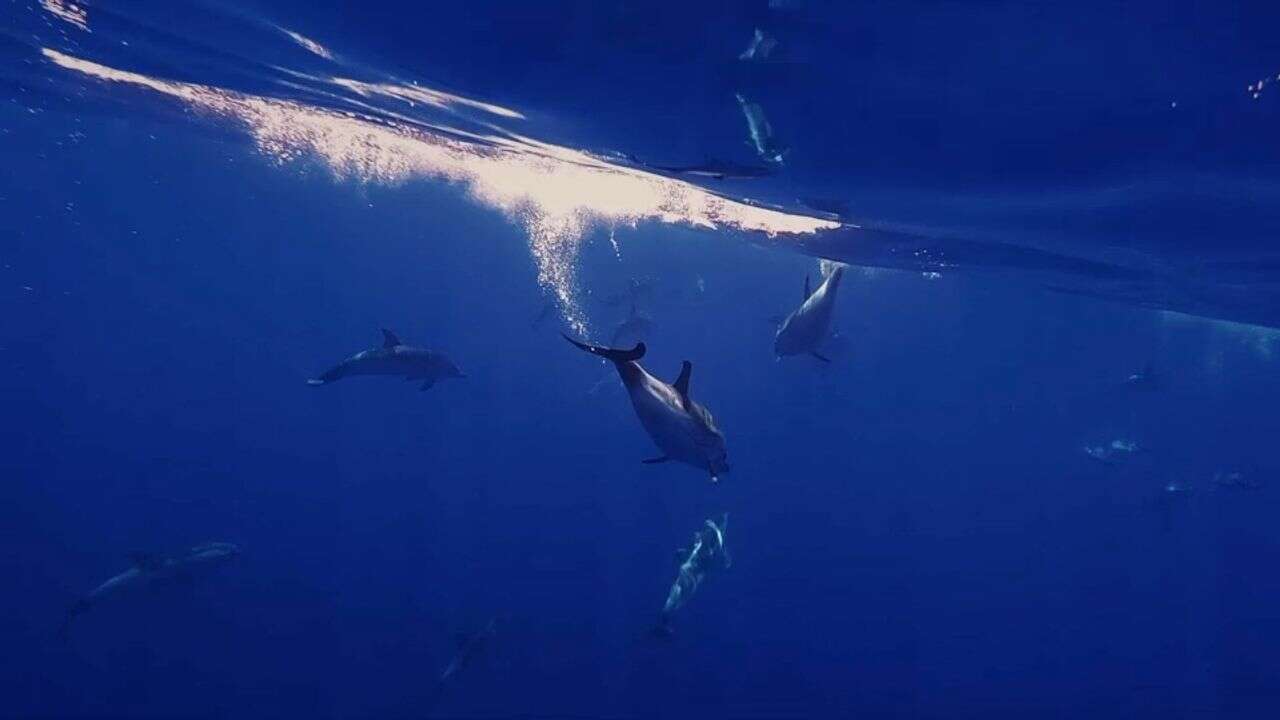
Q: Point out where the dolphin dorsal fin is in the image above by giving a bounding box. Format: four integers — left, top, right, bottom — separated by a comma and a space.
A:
129, 553, 163, 572
380, 328, 401, 348
674, 361, 692, 402
803, 274, 811, 300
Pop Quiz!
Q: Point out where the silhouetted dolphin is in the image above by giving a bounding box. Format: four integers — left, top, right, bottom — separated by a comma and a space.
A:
62, 542, 241, 636
645, 159, 776, 180
562, 335, 729, 482
656, 514, 731, 636
611, 302, 655, 348
308, 329, 463, 391
775, 262, 847, 361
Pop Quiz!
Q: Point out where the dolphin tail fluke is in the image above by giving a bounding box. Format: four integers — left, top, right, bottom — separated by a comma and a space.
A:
561, 333, 645, 363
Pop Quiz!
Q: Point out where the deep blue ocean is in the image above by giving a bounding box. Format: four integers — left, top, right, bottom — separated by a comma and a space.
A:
3, 1, 1280, 717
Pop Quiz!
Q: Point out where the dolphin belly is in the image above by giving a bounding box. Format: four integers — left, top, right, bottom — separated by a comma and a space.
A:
628, 379, 706, 469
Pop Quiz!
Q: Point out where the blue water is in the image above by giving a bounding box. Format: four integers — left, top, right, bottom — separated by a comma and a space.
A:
3, 1, 1280, 717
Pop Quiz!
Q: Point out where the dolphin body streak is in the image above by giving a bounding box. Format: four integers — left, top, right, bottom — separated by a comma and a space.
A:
562, 335, 729, 482
645, 160, 776, 181
656, 514, 731, 636
308, 329, 463, 391
62, 542, 241, 635
774, 263, 847, 362
424, 617, 501, 712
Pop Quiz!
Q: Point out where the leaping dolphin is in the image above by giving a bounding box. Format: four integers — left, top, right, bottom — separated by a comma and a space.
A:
656, 513, 731, 636
774, 262, 847, 362
308, 329, 463, 391
62, 542, 241, 636
562, 335, 729, 482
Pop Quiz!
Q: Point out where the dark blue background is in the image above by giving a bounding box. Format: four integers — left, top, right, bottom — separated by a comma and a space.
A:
3, 0, 1280, 717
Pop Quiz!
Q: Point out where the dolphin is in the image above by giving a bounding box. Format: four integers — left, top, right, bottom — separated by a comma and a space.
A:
655, 513, 731, 636
774, 262, 847, 362
307, 329, 463, 391
425, 616, 501, 710
61, 542, 241, 636
611, 302, 656, 348
531, 300, 557, 328
1122, 363, 1161, 391
738, 28, 779, 62
645, 159, 776, 181
1083, 439, 1145, 466
598, 276, 660, 309
561, 335, 729, 482
735, 92, 787, 165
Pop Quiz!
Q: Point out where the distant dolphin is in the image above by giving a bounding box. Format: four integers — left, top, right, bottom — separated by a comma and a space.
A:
611, 302, 656, 348
1122, 363, 1161, 391
735, 92, 787, 165
531, 300, 557, 328
656, 513, 731, 636
562, 335, 729, 482
308, 329, 463, 391
426, 616, 501, 710
1083, 439, 1144, 466
738, 28, 779, 62
775, 262, 847, 362
598, 276, 660, 308
645, 159, 776, 181
62, 542, 241, 636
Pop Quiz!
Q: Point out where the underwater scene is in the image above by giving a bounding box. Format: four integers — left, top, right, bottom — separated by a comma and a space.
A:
3, 0, 1280, 717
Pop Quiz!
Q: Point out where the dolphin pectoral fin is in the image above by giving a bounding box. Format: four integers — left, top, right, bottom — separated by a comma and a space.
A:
380, 328, 401, 348
810, 352, 832, 363
419, 379, 435, 391
673, 361, 692, 402
642, 456, 670, 464
803, 274, 811, 300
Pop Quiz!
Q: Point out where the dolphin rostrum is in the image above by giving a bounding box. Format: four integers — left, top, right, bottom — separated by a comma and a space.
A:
562, 335, 729, 482
656, 513, 731, 636
308, 329, 463, 391
62, 542, 241, 636
774, 262, 847, 362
